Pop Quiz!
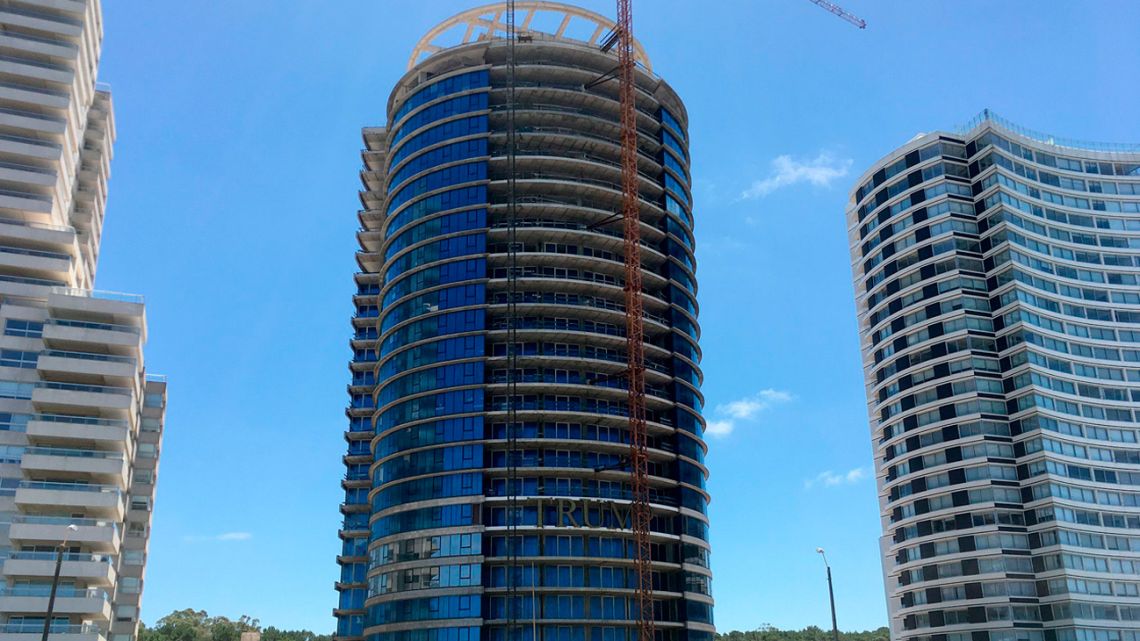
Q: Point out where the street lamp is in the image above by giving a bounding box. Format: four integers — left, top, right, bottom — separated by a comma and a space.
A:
816, 548, 840, 641
41, 524, 79, 641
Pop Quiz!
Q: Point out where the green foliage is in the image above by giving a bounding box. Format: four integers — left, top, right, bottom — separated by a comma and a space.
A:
139, 610, 331, 641
716, 626, 890, 641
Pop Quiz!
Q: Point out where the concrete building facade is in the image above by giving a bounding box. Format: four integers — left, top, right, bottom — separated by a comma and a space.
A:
335, 4, 711, 641
0, 2, 167, 641
848, 111, 1140, 641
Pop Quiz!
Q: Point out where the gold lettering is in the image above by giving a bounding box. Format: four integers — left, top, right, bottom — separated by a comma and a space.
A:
556, 499, 578, 527
608, 501, 630, 529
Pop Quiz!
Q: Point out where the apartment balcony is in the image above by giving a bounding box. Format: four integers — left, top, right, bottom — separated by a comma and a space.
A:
0, 54, 74, 86
31, 381, 135, 417
3, 551, 117, 585
8, 516, 120, 552
14, 481, 124, 520
0, 6, 84, 38
0, 587, 112, 620
20, 447, 128, 484
0, 132, 64, 161
0, 160, 58, 187
0, 107, 67, 136
0, 187, 53, 214
0, 623, 106, 641
25, 415, 130, 452
0, 245, 72, 280
37, 350, 139, 383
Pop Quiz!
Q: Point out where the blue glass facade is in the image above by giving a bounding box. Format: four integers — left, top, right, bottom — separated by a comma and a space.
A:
337, 25, 711, 641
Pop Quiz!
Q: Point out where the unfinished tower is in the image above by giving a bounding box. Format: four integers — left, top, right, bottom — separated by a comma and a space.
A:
334, 4, 712, 641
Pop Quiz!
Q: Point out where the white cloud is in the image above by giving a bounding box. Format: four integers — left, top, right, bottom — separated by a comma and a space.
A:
704, 419, 736, 438
740, 151, 853, 199
705, 389, 793, 439
804, 467, 868, 490
183, 531, 253, 543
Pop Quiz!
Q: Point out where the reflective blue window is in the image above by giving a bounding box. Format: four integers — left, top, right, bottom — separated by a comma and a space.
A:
391, 94, 489, 146
386, 209, 487, 262
373, 472, 482, 509
664, 173, 690, 207
660, 108, 686, 141
388, 187, 488, 235
661, 130, 687, 162
379, 336, 485, 383
389, 140, 488, 194
388, 163, 487, 215
370, 503, 476, 538
377, 388, 483, 433
380, 310, 485, 357
391, 70, 489, 126
664, 195, 692, 228
389, 116, 488, 170
386, 234, 487, 284
383, 259, 486, 310
662, 152, 688, 182
377, 362, 484, 407
367, 594, 480, 626
381, 284, 484, 333
377, 417, 483, 458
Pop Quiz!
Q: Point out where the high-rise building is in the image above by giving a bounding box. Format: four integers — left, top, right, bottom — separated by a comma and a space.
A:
848, 110, 1140, 641
0, 2, 167, 641
335, 4, 711, 641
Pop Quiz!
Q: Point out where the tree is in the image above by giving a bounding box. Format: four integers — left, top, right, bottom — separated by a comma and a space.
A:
139, 610, 319, 641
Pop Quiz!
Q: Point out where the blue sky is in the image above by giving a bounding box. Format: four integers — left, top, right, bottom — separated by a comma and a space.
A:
93, 0, 1140, 635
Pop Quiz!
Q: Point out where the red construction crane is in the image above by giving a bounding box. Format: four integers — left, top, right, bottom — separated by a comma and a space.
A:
612, 4, 655, 641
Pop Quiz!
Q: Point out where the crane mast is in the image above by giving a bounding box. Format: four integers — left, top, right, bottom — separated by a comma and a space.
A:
613, 3, 655, 641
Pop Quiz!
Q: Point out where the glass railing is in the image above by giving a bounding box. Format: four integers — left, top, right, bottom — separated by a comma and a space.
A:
145, 373, 167, 383
0, 4, 85, 26
1, 623, 104, 635
0, 106, 65, 125
42, 350, 137, 365
32, 414, 129, 428
0, 133, 63, 151
11, 514, 119, 530
0, 187, 52, 203
0, 585, 109, 599
7, 550, 113, 563
24, 447, 123, 460
51, 288, 144, 304
37, 381, 132, 396
46, 318, 141, 335
17, 480, 121, 495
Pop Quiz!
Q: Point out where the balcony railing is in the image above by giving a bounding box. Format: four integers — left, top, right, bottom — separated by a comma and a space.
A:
24, 446, 124, 460
11, 514, 119, 530
38, 381, 132, 396
32, 414, 128, 428
46, 318, 141, 335
51, 287, 144, 304
6, 550, 114, 563
17, 480, 122, 496
0, 585, 108, 599
42, 350, 137, 365
1, 623, 103, 635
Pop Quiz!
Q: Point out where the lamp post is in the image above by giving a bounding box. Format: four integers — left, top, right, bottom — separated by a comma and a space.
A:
41, 524, 79, 641
816, 548, 840, 641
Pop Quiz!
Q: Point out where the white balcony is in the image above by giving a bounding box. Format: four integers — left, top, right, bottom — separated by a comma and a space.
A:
0, 8, 84, 38
25, 415, 130, 451
14, 482, 124, 520
31, 382, 135, 417
3, 552, 116, 585
8, 517, 120, 552
20, 447, 128, 484
0, 624, 105, 641
0, 589, 112, 620
37, 350, 139, 383
42, 319, 142, 353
